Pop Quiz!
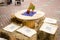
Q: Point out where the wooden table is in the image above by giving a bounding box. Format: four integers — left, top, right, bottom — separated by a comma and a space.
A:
14, 9, 45, 29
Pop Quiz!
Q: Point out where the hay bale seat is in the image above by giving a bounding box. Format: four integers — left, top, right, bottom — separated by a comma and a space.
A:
0, 29, 16, 40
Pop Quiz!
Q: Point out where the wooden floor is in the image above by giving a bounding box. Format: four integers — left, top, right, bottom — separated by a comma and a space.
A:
0, 0, 60, 40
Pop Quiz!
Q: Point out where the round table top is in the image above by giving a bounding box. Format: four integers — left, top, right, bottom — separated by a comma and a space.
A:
15, 10, 45, 20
